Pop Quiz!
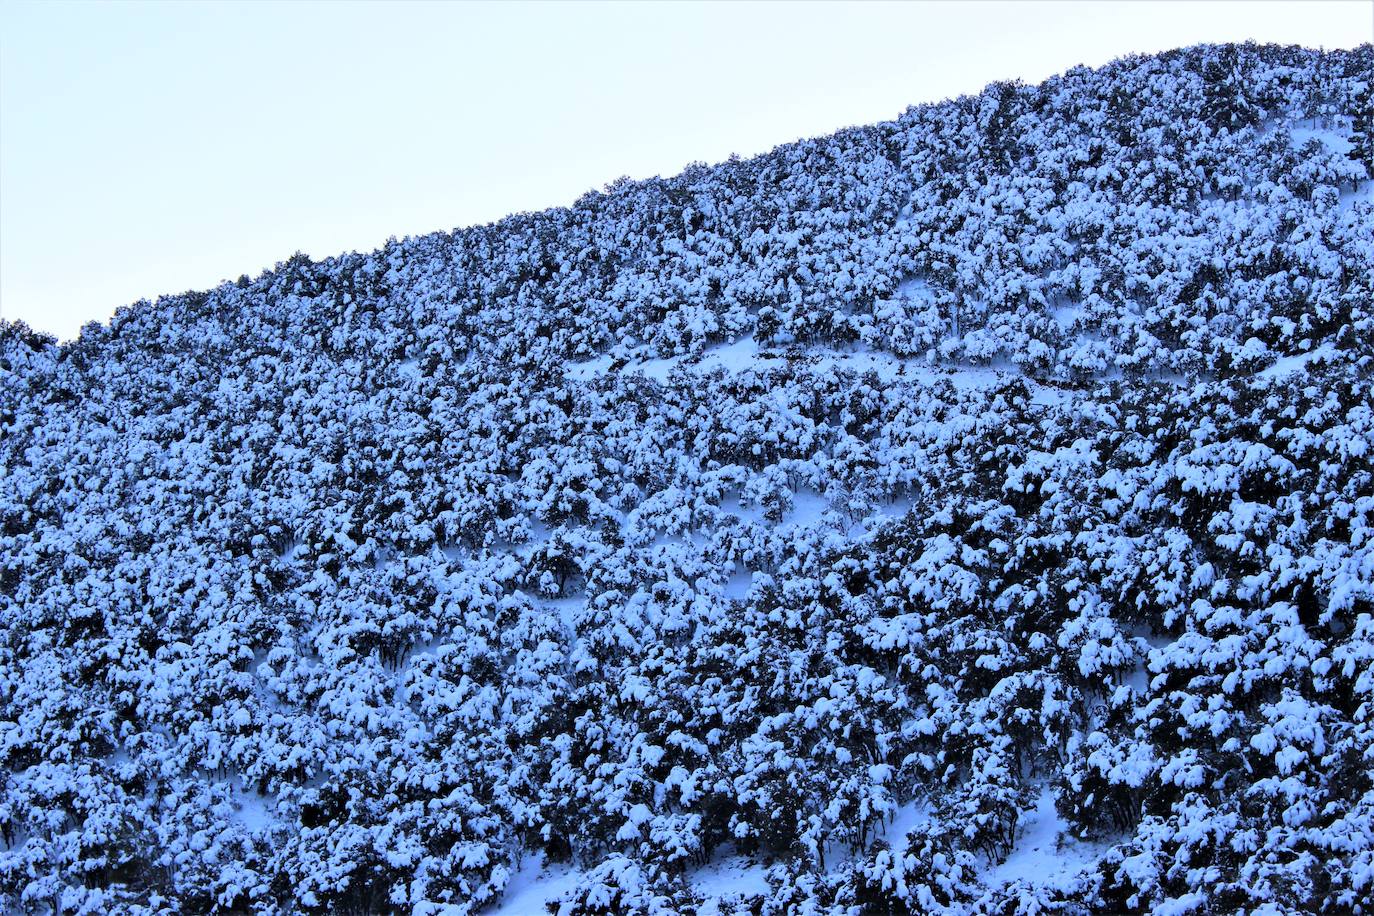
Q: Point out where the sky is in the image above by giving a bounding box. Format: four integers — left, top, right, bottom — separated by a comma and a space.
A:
1, 1, 1369, 340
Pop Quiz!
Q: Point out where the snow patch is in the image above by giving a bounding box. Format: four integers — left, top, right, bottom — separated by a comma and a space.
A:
231, 787, 279, 834
722, 566, 757, 600
986, 787, 1095, 889
787, 488, 831, 528
1291, 124, 1354, 156
568, 337, 1077, 410
566, 353, 615, 380
692, 857, 772, 915
486, 854, 582, 915
876, 798, 932, 855
1257, 343, 1335, 379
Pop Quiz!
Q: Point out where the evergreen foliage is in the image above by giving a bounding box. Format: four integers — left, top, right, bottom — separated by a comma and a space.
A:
1, 42, 1372, 914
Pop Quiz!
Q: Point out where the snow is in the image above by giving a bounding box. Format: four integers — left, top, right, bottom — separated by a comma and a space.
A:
851, 493, 920, 541
482, 853, 775, 915
698, 336, 766, 373
230, 786, 279, 833
544, 594, 585, 632
486, 854, 582, 916
986, 787, 1096, 890
1340, 178, 1374, 211
1257, 343, 1335, 379
722, 566, 757, 600
876, 798, 932, 855
787, 488, 830, 527
1287, 119, 1374, 211
630, 354, 677, 383
1290, 124, 1354, 156
718, 490, 761, 524
6, 44, 1369, 916
482, 796, 1035, 913
1048, 297, 1085, 331
565, 353, 614, 380
568, 336, 1075, 408
692, 857, 772, 915
894, 276, 938, 301
566, 340, 767, 383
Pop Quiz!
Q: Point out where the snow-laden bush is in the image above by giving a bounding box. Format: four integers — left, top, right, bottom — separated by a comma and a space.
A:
2, 40, 1372, 914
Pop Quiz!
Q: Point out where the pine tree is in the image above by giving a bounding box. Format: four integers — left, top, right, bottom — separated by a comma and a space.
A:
1348, 78, 1374, 180
1202, 45, 1262, 132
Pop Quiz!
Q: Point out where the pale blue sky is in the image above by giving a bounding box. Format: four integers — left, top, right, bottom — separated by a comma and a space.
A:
1, 0, 1368, 340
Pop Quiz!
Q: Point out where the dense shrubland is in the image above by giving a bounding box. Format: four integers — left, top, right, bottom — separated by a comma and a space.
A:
2, 42, 1372, 914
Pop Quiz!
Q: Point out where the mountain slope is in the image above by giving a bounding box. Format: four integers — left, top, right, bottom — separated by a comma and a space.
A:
2, 42, 1373, 915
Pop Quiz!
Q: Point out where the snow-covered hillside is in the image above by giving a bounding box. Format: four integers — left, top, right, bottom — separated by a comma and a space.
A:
2, 42, 1373, 915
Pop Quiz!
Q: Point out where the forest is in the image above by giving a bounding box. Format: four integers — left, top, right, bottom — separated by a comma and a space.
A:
1, 41, 1372, 914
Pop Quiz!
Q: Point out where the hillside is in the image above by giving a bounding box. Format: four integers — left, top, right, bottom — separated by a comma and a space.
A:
2, 42, 1373, 914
